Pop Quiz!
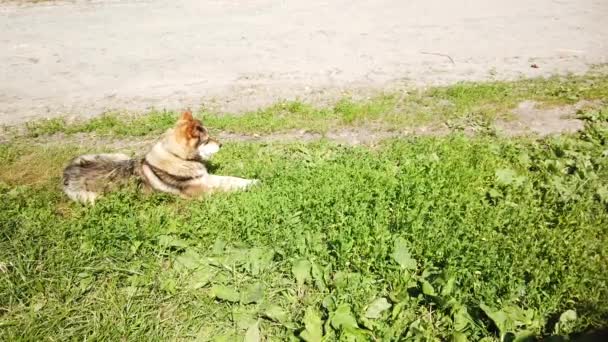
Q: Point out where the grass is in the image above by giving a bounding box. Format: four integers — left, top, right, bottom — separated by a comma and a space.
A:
1, 94, 608, 340
19, 73, 608, 138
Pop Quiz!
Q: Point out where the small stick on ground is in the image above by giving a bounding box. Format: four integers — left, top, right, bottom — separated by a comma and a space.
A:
420, 51, 455, 65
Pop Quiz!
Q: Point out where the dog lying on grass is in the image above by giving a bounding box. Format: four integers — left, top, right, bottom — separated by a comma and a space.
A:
63, 110, 259, 204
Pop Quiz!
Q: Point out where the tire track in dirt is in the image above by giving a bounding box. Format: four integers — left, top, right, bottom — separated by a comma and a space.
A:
17, 101, 599, 153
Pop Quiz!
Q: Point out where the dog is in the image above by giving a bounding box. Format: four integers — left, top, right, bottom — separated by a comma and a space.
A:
62, 110, 259, 204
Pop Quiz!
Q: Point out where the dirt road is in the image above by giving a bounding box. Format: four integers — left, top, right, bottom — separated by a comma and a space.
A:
1, 0, 606, 124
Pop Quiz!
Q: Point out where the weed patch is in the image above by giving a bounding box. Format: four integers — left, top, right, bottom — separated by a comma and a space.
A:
1, 107, 607, 340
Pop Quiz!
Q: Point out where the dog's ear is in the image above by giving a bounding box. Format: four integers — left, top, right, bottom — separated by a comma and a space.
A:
185, 120, 203, 139
180, 109, 194, 121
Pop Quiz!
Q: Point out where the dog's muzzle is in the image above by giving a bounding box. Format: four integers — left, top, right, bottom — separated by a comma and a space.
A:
198, 138, 221, 160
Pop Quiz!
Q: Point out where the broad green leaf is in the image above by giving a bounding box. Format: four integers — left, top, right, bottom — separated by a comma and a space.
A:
300, 307, 323, 342
322, 295, 337, 311
211, 239, 226, 254
311, 261, 326, 291
441, 276, 456, 296
241, 282, 264, 304
292, 258, 312, 287
451, 332, 468, 342
341, 328, 368, 340
559, 309, 577, 322
247, 248, 274, 276
496, 168, 517, 185
503, 305, 538, 327
478, 338, 495, 342
392, 301, 407, 320
359, 316, 374, 331
406, 319, 424, 338
496, 169, 526, 187
130, 240, 142, 254
213, 333, 238, 342
421, 268, 433, 279
31, 297, 46, 312
480, 303, 509, 337
196, 325, 213, 341
174, 249, 204, 270
555, 309, 577, 334
513, 330, 535, 342
233, 308, 258, 330
481, 304, 541, 339
221, 248, 250, 267
597, 186, 608, 204
263, 305, 288, 324
160, 278, 177, 294
78, 275, 93, 294
210, 285, 240, 302
392, 237, 417, 270
488, 188, 502, 199
428, 153, 440, 162
454, 306, 471, 331
188, 268, 214, 290
158, 235, 188, 248
364, 297, 391, 319
333, 271, 348, 289
80, 241, 94, 253
244, 320, 260, 342
332, 271, 362, 291
421, 280, 436, 296
330, 303, 359, 331
518, 152, 531, 167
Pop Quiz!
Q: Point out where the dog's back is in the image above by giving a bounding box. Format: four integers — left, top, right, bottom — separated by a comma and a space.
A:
63, 153, 138, 204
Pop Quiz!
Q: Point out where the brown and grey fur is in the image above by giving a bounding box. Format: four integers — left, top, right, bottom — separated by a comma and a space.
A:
62, 110, 258, 204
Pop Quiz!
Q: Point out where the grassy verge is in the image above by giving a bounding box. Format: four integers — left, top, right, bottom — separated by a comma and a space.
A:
18, 73, 608, 138
1, 99, 607, 340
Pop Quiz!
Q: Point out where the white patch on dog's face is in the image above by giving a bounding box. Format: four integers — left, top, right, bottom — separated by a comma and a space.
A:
198, 141, 220, 160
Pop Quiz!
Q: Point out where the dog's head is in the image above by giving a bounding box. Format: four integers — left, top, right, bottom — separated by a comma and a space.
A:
165, 110, 221, 161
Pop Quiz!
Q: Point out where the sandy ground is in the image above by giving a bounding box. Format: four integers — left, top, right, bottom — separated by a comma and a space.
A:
1, 0, 607, 125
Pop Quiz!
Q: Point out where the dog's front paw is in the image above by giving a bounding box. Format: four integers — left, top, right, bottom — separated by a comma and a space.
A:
237, 178, 259, 190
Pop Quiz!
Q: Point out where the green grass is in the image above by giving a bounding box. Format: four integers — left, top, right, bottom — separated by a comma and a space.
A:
20, 73, 608, 138
1, 104, 607, 340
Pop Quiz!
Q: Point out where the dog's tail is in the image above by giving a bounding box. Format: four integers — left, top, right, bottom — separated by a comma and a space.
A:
62, 153, 137, 204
